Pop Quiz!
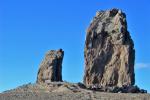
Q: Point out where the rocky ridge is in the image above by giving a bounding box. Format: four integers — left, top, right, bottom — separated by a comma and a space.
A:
0, 82, 149, 100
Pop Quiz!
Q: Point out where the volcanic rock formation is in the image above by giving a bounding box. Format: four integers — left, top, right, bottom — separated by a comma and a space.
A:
37, 49, 64, 84
83, 8, 135, 87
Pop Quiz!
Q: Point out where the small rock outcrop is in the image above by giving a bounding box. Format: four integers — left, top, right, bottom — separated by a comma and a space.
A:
37, 49, 64, 84
83, 8, 135, 87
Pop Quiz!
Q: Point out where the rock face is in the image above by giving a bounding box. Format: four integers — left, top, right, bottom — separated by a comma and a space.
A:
37, 49, 64, 84
83, 8, 135, 87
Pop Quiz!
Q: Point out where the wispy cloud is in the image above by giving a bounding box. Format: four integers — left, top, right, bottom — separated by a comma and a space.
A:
135, 63, 150, 69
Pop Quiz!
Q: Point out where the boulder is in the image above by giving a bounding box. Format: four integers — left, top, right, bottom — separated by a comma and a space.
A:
37, 49, 64, 84
77, 82, 86, 89
83, 8, 135, 87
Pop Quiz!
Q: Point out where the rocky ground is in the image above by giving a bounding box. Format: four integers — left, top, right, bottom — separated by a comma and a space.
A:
0, 82, 150, 100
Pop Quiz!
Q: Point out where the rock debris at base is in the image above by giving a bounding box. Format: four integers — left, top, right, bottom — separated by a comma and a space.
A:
0, 83, 149, 100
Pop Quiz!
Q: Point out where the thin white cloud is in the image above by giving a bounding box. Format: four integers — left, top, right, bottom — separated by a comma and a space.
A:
135, 63, 150, 69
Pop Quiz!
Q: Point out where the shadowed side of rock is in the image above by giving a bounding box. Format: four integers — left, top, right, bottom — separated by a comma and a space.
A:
36, 49, 64, 84
83, 8, 135, 87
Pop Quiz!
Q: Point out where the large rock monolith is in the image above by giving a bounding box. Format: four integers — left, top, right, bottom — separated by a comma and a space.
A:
83, 8, 135, 87
37, 49, 64, 84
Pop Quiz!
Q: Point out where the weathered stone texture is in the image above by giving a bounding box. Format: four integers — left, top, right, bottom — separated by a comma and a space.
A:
83, 8, 135, 87
37, 49, 64, 84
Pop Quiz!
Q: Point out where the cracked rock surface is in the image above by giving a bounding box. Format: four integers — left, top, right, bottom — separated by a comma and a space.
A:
84, 8, 135, 87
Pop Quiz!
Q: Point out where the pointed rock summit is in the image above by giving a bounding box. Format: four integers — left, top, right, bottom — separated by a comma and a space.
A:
37, 49, 64, 84
83, 8, 135, 87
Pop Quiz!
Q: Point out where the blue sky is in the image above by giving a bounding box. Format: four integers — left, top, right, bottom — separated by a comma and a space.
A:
0, 0, 150, 93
